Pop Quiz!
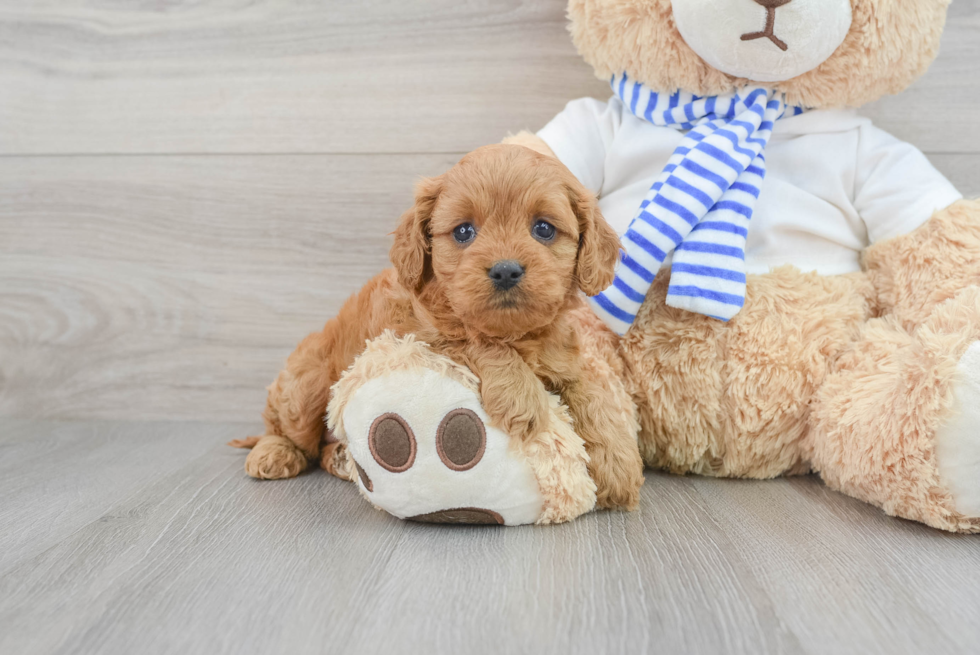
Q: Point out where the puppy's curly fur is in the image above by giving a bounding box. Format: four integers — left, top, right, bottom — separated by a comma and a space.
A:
230, 144, 645, 510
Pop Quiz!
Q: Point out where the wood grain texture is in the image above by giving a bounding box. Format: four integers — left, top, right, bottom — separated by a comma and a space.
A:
0, 0, 977, 155
0, 154, 456, 421
1, 153, 977, 423
861, 0, 980, 150
0, 419, 253, 576
696, 477, 980, 653
1, 2, 979, 653
0, 0, 608, 155
1, 420, 978, 655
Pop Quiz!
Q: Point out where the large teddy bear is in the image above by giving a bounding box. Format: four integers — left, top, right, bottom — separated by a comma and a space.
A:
259, 0, 980, 531
498, 0, 980, 532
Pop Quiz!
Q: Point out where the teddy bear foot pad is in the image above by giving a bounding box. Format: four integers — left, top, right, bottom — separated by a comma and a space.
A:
408, 508, 505, 525
340, 369, 545, 526
327, 332, 598, 526
935, 340, 980, 518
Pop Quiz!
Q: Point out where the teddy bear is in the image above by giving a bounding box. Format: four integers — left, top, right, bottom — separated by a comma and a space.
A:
326, 0, 980, 531
491, 0, 979, 532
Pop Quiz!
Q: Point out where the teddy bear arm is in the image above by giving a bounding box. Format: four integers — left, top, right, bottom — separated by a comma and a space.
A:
501, 130, 556, 158
864, 198, 980, 332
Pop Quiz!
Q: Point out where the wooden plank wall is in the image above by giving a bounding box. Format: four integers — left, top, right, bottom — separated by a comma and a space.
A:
1, 0, 978, 422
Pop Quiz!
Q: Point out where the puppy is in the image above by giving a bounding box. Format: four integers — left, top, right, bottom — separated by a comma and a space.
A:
231, 144, 645, 509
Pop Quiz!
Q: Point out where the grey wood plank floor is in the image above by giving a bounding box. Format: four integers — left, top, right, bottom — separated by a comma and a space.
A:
2, 419, 979, 655
2, 0, 980, 653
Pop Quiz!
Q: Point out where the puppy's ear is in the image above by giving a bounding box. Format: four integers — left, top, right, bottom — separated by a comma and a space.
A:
390, 175, 443, 293
569, 179, 621, 296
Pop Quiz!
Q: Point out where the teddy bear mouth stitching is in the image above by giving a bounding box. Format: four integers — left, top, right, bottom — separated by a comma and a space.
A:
741, 0, 792, 52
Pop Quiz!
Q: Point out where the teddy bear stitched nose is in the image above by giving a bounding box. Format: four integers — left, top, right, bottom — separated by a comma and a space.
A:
742, 0, 791, 51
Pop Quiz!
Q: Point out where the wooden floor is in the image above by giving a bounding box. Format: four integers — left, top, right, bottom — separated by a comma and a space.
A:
1, 1, 979, 653
2, 420, 980, 655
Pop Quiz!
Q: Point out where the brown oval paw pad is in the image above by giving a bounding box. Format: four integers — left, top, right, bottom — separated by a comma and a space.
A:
408, 508, 504, 525
436, 408, 486, 471
368, 413, 417, 472
354, 460, 373, 492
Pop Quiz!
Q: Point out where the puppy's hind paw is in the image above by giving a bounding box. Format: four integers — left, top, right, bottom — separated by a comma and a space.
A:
244, 435, 309, 479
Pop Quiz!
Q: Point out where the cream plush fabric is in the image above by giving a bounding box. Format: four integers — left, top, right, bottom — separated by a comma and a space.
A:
935, 342, 980, 518
327, 332, 598, 526
670, 0, 853, 82
341, 370, 545, 525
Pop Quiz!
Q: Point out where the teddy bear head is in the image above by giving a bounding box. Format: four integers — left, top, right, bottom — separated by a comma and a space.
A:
568, 0, 950, 108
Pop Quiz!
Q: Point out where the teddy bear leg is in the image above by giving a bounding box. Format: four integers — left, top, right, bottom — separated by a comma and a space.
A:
807, 286, 980, 532
621, 268, 871, 478
935, 340, 980, 518
327, 333, 597, 526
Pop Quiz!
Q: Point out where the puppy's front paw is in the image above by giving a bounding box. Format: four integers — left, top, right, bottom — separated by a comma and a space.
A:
492, 400, 550, 442
244, 435, 308, 479
592, 467, 644, 511
587, 444, 645, 511
482, 386, 550, 442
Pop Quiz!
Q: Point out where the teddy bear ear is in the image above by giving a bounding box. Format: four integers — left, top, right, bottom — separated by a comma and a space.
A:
567, 177, 621, 297
390, 175, 443, 294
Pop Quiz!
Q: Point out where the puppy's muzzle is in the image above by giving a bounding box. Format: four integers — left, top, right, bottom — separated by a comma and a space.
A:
487, 260, 525, 291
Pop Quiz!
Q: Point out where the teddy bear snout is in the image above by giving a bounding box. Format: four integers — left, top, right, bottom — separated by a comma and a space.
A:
742, 0, 793, 52
669, 0, 852, 82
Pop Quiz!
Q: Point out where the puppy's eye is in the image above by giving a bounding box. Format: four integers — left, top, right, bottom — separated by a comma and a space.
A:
532, 219, 556, 242
452, 223, 476, 244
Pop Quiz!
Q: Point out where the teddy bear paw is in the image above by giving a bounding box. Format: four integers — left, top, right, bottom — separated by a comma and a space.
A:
935, 340, 980, 518
339, 369, 544, 525
326, 332, 597, 526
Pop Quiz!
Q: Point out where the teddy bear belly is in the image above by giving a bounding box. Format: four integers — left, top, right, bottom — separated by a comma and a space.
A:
622, 266, 873, 478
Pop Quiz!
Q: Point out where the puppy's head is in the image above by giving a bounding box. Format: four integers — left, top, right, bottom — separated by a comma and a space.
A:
390, 144, 621, 338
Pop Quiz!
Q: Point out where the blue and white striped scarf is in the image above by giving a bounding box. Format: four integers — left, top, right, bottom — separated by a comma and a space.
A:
587, 74, 805, 335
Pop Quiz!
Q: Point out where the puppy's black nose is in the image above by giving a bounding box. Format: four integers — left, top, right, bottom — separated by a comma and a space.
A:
487, 260, 525, 291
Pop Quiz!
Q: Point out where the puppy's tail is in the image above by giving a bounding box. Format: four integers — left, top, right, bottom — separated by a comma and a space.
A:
228, 436, 262, 449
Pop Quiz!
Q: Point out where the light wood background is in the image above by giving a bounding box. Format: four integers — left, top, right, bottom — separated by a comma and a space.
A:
1, 1, 979, 654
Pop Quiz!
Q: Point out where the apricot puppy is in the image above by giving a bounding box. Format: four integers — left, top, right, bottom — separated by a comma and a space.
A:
232, 144, 645, 509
